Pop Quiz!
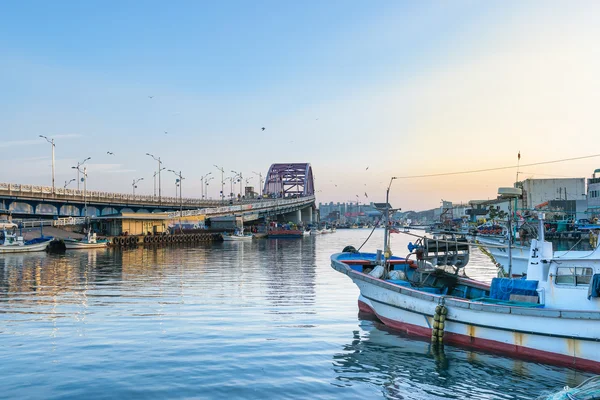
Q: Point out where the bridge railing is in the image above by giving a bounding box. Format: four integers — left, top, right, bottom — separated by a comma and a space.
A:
0, 182, 226, 207
54, 217, 88, 226
166, 196, 315, 219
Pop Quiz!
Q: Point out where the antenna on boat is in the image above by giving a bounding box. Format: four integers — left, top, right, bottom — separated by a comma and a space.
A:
498, 187, 522, 277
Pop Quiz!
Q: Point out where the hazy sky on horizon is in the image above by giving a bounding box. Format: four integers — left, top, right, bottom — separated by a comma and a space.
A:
2, 1, 600, 211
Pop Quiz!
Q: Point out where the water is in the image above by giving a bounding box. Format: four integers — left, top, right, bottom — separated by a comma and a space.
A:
0, 230, 594, 399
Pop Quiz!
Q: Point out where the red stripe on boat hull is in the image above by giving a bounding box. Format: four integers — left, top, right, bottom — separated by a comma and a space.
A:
357, 300, 600, 373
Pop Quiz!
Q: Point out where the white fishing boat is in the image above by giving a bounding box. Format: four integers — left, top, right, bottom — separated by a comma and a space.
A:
310, 229, 321, 235
0, 221, 53, 253
330, 184, 600, 372
64, 232, 109, 249
303, 229, 311, 236
222, 228, 253, 241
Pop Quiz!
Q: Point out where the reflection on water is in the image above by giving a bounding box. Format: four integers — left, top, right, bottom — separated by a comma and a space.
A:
0, 230, 592, 399
333, 319, 592, 399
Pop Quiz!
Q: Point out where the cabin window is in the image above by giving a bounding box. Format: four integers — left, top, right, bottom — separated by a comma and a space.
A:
555, 267, 593, 285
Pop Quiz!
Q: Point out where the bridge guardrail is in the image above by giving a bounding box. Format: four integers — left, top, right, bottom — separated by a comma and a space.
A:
166, 196, 315, 219
0, 182, 269, 207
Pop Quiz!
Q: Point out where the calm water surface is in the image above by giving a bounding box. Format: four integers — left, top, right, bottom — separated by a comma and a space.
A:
0, 230, 594, 399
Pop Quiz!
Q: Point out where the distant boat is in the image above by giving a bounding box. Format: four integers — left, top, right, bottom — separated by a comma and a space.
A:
222, 228, 253, 241
268, 229, 303, 239
64, 232, 109, 249
0, 221, 52, 253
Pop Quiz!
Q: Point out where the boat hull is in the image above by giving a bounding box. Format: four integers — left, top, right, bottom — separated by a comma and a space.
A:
222, 235, 253, 241
268, 230, 303, 239
332, 256, 600, 372
0, 240, 50, 253
64, 241, 109, 249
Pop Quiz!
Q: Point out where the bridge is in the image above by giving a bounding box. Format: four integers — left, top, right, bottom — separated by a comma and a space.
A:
0, 163, 317, 223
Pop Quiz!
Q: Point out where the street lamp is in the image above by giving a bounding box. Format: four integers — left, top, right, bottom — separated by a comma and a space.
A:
153, 167, 166, 198
64, 178, 76, 189
132, 177, 144, 195
74, 157, 91, 190
231, 170, 243, 199
226, 176, 236, 200
205, 176, 214, 199
146, 153, 163, 203
252, 171, 264, 196
214, 165, 225, 203
71, 165, 88, 217
200, 172, 212, 199
168, 169, 185, 231
244, 177, 253, 199
39, 135, 55, 193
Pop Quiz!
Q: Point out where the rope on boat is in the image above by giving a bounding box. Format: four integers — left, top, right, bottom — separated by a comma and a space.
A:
431, 299, 447, 345
476, 244, 506, 278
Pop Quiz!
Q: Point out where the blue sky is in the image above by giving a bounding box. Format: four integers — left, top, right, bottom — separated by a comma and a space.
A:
2, 1, 600, 209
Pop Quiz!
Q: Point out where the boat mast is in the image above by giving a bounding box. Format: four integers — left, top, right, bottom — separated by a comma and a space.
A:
383, 177, 397, 264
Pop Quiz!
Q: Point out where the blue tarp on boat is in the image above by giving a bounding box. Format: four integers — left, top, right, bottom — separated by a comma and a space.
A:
489, 278, 538, 301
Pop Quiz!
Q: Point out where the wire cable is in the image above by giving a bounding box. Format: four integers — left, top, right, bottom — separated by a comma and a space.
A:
395, 154, 600, 179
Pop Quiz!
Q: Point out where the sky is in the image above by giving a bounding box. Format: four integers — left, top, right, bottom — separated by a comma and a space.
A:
2, 0, 600, 211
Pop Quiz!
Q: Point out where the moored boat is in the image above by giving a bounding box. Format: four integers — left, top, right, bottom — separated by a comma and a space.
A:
268, 229, 304, 238
222, 228, 253, 241
330, 184, 600, 372
0, 221, 53, 253
64, 232, 109, 249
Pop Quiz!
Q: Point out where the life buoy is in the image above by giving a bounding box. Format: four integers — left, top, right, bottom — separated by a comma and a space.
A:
113, 237, 119, 245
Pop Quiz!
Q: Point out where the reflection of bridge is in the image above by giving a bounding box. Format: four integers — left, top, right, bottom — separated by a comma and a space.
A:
0, 163, 317, 222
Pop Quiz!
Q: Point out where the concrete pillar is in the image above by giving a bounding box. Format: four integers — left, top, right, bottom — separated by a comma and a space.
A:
284, 210, 302, 224
301, 207, 313, 223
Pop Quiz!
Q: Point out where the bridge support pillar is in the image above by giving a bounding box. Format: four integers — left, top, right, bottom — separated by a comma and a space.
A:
284, 210, 302, 224
301, 207, 313, 223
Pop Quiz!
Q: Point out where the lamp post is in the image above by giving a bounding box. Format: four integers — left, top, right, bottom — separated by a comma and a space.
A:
252, 171, 263, 196
132, 177, 144, 195
205, 176, 214, 199
64, 179, 76, 189
168, 169, 184, 231
152, 167, 165, 198
214, 165, 225, 203
39, 135, 55, 193
74, 157, 91, 190
72, 165, 88, 217
146, 153, 162, 203
226, 176, 235, 200
200, 172, 212, 199
231, 170, 243, 199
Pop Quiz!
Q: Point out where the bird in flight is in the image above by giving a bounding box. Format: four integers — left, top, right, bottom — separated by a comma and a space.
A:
261, 127, 265, 131
365, 192, 368, 198
366, 166, 369, 170
148, 96, 154, 99
107, 151, 114, 155
164, 131, 168, 135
